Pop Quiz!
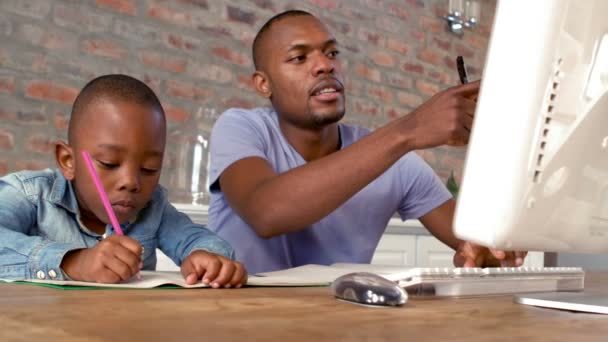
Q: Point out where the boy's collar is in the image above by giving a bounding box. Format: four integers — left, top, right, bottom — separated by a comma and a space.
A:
48, 169, 80, 215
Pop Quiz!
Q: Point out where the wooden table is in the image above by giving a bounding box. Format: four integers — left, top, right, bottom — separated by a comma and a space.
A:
1, 273, 608, 341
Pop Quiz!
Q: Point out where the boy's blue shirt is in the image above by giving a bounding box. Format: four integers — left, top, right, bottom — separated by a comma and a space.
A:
0, 169, 234, 281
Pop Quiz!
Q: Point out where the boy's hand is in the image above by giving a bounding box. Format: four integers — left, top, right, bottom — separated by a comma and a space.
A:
454, 240, 527, 267
61, 235, 143, 283
181, 250, 247, 288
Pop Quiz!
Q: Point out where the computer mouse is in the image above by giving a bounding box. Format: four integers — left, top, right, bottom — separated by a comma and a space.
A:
331, 272, 407, 307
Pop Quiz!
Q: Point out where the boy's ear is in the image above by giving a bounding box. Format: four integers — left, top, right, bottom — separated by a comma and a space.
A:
252, 71, 272, 98
55, 141, 75, 180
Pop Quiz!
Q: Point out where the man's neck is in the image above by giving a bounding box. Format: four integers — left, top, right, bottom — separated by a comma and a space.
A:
278, 120, 341, 162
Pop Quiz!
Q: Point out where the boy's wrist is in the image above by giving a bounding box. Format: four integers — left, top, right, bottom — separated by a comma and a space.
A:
60, 248, 86, 281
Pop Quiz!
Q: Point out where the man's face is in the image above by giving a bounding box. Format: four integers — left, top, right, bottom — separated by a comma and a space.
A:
259, 15, 346, 128
67, 100, 165, 230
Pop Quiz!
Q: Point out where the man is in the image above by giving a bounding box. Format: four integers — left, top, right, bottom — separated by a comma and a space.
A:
208, 10, 525, 273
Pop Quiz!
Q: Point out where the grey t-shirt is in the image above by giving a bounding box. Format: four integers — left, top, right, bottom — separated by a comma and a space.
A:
208, 107, 452, 273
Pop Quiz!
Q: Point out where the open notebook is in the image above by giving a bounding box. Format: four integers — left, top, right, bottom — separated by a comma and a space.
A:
0, 264, 387, 289
0, 264, 585, 296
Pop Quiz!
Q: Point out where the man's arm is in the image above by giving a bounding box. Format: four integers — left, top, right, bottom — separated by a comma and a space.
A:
219, 82, 479, 238
418, 198, 528, 267
417, 198, 461, 250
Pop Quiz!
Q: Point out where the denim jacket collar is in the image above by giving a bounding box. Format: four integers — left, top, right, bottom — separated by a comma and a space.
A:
48, 170, 80, 216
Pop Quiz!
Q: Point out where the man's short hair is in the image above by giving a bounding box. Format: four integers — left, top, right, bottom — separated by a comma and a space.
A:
68, 74, 165, 144
252, 10, 315, 70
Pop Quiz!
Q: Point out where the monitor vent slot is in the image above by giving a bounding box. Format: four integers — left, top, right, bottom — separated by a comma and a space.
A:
532, 58, 562, 184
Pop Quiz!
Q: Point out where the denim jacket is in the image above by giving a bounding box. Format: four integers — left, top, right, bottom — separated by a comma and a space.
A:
0, 169, 234, 280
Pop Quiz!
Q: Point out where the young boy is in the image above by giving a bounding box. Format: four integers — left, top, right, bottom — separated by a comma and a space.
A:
0, 74, 247, 288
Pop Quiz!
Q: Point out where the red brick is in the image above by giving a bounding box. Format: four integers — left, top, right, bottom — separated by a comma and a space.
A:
236, 74, 254, 91
418, 48, 440, 66
0, 160, 7, 176
323, 18, 351, 35
222, 97, 254, 109
166, 80, 213, 101
163, 33, 200, 51
0, 130, 14, 151
164, 105, 191, 123
416, 80, 440, 97
362, 0, 384, 11
444, 55, 456, 69
212, 47, 250, 67
402, 62, 424, 75
387, 3, 409, 21
53, 3, 112, 32
96, 0, 136, 15
375, 17, 401, 33
355, 63, 381, 82
190, 63, 233, 84
428, 70, 452, 85
410, 30, 425, 43
354, 99, 380, 117
17, 110, 46, 124
16, 160, 47, 171
0, 75, 15, 93
419, 16, 442, 33
346, 79, 364, 96
387, 74, 413, 90
397, 91, 422, 107
309, 0, 338, 10
455, 43, 475, 59
249, 0, 274, 10
464, 33, 488, 50
26, 135, 55, 154
371, 51, 395, 67
139, 51, 187, 73
0, 108, 16, 121
386, 38, 410, 55
226, 6, 256, 26
358, 27, 384, 46
416, 150, 437, 165
25, 81, 79, 104
439, 154, 465, 173
354, 99, 381, 116
433, 37, 451, 51
81, 39, 128, 60
53, 112, 70, 131
148, 3, 193, 26
368, 85, 393, 103
384, 106, 408, 119
3, 0, 51, 19
18, 24, 75, 50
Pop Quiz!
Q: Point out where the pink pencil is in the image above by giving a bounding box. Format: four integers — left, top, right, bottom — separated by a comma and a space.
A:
81, 151, 124, 235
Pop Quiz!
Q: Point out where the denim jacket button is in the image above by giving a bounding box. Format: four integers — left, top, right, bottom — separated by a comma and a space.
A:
36, 270, 46, 279
48, 269, 57, 279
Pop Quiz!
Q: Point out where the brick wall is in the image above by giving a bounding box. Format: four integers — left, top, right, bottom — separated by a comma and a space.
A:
0, 0, 496, 203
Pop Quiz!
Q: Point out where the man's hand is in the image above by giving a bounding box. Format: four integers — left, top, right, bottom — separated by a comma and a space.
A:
454, 240, 527, 267
181, 250, 247, 288
61, 235, 143, 283
406, 80, 480, 149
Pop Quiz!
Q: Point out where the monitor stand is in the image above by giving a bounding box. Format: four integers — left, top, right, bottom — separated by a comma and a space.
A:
514, 292, 608, 314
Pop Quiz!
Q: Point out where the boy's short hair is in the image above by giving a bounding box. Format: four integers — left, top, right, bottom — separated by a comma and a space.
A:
68, 74, 165, 144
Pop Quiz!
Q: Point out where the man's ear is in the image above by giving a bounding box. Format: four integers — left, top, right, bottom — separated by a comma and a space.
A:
252, 71, 272, 98
55, 140, 75, 180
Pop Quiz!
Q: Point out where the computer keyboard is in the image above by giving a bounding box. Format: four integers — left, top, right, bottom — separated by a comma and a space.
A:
394, 266, 585, 297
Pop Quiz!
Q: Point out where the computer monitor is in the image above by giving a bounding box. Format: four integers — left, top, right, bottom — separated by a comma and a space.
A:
454, 0, 608, 254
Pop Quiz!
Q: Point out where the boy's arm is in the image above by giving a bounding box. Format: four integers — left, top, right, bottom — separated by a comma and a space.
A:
157, 203, 234, 266
0, 181, 82, 280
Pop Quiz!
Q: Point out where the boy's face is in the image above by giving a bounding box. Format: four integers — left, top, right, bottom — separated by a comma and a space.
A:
59, 100, 166, 230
